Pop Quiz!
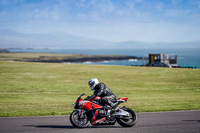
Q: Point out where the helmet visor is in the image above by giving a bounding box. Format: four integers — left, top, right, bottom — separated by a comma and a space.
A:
89, 82, 95, 88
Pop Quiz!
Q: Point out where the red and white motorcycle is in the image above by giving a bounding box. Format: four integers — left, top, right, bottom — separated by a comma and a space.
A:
70, 93, 137, 128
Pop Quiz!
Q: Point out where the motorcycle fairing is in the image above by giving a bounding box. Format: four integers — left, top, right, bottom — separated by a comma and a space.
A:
92, 110, 99, 121
78, 99, 105, 123
76, 107, 105, 123
117, 97, 128, 102
89, 96, 101, 101
79, 100, 103, 111
92, 117, 106, 125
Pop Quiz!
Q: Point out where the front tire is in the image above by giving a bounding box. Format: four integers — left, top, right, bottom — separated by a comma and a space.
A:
70, 110, 90, 128
116, 107, 137, 127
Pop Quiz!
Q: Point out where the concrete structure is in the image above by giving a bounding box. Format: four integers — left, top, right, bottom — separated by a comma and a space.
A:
147, 54, 177, 67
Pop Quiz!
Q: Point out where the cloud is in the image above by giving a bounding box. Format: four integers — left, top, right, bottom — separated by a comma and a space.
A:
0, 0, 200, 43
156, 1, 164, 11
0, 11, 6, 16
165, 9, 191, 17
194, 0, 200, 9
171, 0, 182, 5
0, 0, 26, 8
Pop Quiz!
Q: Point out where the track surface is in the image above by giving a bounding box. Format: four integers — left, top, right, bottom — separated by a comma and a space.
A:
0, 110, 200, 133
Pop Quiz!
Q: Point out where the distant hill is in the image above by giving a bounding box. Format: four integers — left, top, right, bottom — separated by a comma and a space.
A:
0, 29, 200, 49
0, 48, 10, 53
116, 40, 200, 49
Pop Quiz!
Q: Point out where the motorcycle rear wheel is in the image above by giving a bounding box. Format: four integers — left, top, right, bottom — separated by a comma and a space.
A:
70, 110, 90, 128
116, 107, 137, 127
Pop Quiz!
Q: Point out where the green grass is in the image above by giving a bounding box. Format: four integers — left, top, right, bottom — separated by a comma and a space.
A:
0, 52, 123, 62
0, 57, 200, 117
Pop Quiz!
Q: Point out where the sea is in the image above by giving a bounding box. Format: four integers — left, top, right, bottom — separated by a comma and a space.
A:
9, 48, 200, 68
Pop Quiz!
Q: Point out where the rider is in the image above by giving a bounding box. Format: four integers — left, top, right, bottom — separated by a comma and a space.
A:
87, 78, 118, 109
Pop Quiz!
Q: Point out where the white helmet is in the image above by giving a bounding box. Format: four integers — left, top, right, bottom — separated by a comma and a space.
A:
88, 78, 99, 90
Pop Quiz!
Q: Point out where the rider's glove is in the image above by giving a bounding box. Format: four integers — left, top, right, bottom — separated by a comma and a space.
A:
84, 96, 91, 100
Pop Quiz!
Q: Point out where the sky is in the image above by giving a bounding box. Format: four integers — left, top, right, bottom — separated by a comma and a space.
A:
0, 0, 200, 43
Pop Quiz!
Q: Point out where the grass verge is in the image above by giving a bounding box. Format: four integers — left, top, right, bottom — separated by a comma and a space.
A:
0, 59, 200, 117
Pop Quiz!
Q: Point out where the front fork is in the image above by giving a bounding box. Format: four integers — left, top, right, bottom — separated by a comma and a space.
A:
75, 109, 86, 118
75, 109, 98, 122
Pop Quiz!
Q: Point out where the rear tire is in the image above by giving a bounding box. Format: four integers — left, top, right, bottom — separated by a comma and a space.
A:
70, 110, 90, 128
116, 107, 137, 127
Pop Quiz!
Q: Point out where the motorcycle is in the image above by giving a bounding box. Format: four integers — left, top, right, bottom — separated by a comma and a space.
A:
70, 93, 137, 128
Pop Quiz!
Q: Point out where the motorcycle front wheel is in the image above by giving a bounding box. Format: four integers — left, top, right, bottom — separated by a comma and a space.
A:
70, 110, 90, 128
116, 107, 137, 127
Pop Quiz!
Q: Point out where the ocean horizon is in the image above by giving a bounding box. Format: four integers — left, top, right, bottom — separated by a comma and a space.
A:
9, 48, 200, 68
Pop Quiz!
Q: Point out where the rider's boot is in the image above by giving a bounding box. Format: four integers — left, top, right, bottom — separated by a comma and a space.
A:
111, 101, 118, 110
108, 101, 119, 115
103, 104, 111, 110
103, 102, 119, 116
102, 105, 112, 116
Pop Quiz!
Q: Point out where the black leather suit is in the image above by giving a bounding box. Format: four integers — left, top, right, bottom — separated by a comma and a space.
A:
91, 82, 116, 107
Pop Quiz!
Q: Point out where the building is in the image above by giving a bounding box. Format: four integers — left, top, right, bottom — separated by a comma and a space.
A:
147, 54, 177, 67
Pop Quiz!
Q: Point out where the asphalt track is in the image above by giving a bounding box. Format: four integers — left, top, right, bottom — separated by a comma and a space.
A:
0, 110, 200, 133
